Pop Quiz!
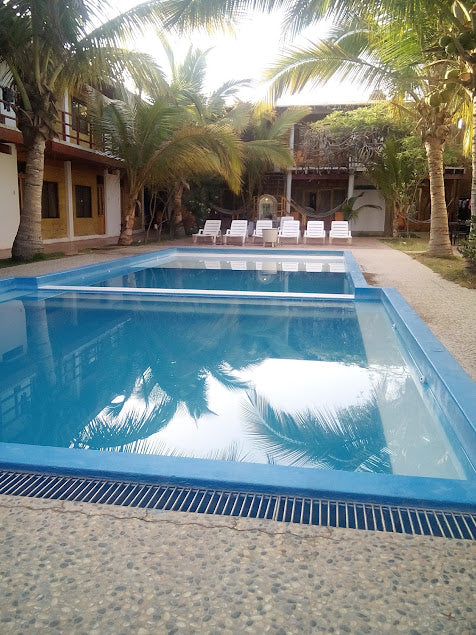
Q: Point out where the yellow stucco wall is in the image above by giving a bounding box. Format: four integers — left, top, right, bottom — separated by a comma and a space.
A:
40, 161, 68, 239
72, 165, 104, 236
39, 161, 105, 238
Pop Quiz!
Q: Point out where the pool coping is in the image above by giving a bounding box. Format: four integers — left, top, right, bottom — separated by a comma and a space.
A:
0, 247, 475, 511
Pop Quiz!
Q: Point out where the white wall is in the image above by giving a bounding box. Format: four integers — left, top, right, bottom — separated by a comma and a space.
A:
0, 145, 20, 252
349, 189, 385, 233
104, 171, 121, 237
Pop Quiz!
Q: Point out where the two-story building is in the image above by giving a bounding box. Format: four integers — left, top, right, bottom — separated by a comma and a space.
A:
0, 88, 144, 259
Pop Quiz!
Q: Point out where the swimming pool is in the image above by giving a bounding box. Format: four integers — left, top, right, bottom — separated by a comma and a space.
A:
0, 248, 475, 510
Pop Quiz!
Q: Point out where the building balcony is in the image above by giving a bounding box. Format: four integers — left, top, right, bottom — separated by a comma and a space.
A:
0, 96, 121, 168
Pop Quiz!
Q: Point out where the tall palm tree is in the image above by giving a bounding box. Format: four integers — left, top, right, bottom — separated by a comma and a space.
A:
90, 91, 243, 244
0, 0, 168, 259
263, 14, 463, 256
156, 41, 250, 235
436, 1, 476, 227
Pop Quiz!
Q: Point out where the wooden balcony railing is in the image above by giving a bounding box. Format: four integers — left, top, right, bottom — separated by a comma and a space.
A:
0, 98, 105, 152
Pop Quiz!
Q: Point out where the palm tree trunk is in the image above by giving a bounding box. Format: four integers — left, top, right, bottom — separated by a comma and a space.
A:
12, 133, 46, 259
172, 181, 186, 238
118, 203, 136, 245
392, 200, 400, 237
471, 94, 476, 231
425, 137, 453, 257
25, 300, 56, 388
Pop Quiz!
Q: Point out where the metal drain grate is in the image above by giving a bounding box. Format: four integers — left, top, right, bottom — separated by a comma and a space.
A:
1, 470, 475, 540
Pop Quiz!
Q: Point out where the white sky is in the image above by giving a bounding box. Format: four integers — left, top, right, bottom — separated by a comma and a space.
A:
114, 1, 371, 105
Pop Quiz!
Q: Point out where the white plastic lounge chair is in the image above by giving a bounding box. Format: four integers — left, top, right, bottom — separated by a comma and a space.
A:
223, 220, 248, 245
281, 261, 299, 271
329, 262, 346, 273
228, 261, 247, 270
192, 220, 222, 244
252, 219, 273, 242
280, 215, 294, 227
305, 262, 324, 272
277, 220, 301, 244
203, 260, 221, 269
329, 221, 352, 244
303, 221, 326, 244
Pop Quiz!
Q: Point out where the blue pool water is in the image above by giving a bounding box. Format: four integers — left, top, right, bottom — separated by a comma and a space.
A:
0, 248, 475, 508
94, 267, 351, 294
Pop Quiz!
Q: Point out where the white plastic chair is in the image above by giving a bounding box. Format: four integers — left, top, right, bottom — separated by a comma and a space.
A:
277, 220, 301, 244
303, 220, 326, 244
305, 262, 324, 272
192, 220, 222, 244
329, 262, 346, 272
223, 220, 248, 245
228, 261, 247, 270
279, 215, 294, 227
281, 261, 299, 271
203, 260, 221, 269
252, 219, 273, 242
329, 221, 352, 244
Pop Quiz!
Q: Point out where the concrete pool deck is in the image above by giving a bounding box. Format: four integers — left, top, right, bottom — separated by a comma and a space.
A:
0, 237, 475, 633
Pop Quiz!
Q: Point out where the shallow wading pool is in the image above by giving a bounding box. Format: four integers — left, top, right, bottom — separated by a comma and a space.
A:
0, 248, 475, 510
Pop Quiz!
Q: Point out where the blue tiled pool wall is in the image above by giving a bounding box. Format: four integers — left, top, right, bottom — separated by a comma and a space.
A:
380, 288, 476, 470
0, 247, 475, 510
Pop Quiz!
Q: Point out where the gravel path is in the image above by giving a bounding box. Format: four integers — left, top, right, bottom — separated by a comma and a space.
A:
0, 496, 474, 634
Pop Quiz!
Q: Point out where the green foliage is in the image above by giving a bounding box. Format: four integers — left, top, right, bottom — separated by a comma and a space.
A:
310, 102, 413, 139
458, 216, 476, 267
91, 92, 244, 199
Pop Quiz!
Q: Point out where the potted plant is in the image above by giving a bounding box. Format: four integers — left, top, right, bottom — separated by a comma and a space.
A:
337, 193, 381, 222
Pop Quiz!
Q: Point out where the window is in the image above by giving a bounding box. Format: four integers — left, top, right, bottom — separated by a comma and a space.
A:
41, 181, 59, 218
71, 98, 89, 135
75, 185, 92, 218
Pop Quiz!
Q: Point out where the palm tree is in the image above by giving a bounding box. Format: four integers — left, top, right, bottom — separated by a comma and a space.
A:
164, 0, 466, 256
155, 42, 250, 236
436, 1, 476, 228
263, 14, 462, 256
306, 103, 428, 234
0, 0, 168, 259
152, 41, 307, 229
231, 103, 310, 206
90, 91, 243, 244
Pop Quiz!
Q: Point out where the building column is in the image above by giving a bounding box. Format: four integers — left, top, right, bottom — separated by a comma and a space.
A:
64, 161, 74, 239
62, 89, 71, 143
347, 170, 355, 199
285, 126, 295, 214
104, 169, 121, 237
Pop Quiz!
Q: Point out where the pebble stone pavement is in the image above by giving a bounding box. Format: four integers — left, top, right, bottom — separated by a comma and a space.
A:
0, 238, 474, 634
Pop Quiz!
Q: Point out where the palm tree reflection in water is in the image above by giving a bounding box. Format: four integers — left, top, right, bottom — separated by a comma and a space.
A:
75, 298, 383, 471
8, 295, 390, 472
243, 389, 391, 473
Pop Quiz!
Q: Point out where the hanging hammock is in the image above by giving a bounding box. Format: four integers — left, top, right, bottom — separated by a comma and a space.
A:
289, 199, 349, 220
209, 203, 252, 217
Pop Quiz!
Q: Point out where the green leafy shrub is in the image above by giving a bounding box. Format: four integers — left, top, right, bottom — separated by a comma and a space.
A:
458, 216, 476, 270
